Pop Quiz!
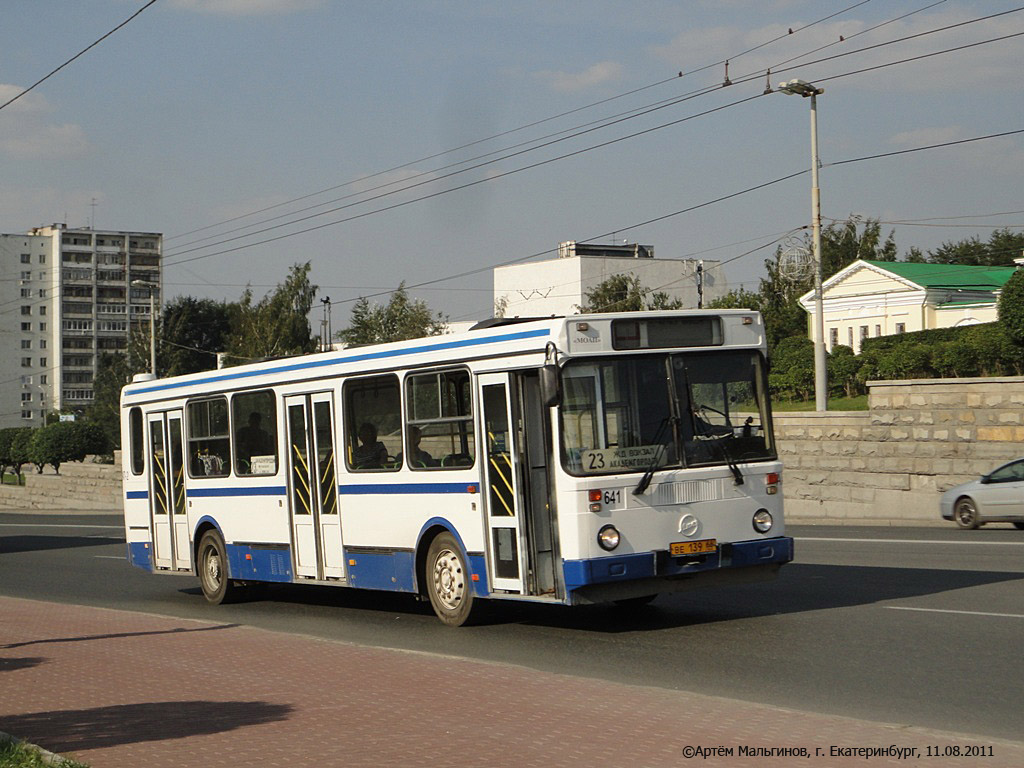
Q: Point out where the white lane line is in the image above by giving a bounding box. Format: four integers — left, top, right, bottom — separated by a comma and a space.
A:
797, 537, 1024, 546
0, 523, 122, 529
887, 606, 1024, 620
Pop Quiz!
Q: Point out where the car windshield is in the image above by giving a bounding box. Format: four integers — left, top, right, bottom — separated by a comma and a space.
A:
559, 351, 774, 476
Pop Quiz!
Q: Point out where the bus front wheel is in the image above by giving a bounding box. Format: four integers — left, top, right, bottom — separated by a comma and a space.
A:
425, 533, 475, 626
198, 530, 237, 604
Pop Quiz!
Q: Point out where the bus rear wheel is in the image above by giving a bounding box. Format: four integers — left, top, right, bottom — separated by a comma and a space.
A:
198, 530, 237, 604
425, 533, 475, 626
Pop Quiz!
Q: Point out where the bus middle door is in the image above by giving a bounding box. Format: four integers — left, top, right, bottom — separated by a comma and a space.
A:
146, 410, 190, 571
285, 393, 344, 581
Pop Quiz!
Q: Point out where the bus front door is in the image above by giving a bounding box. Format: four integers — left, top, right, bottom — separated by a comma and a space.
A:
479, 373, 528, 594
285, 393, 344, 581
147, 410, 189, 571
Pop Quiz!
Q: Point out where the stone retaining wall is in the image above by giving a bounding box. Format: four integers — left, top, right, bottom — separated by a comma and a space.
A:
776, 377, 1024, 524
0, 455, 122, 510
3, 379, 1023, 525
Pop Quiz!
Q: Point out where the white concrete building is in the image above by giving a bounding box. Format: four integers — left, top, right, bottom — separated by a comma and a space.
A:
0, 224, 162, 428
493, 241, 727, 318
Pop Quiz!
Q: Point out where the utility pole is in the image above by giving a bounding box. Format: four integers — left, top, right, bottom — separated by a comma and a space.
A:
696, 260, 704, 309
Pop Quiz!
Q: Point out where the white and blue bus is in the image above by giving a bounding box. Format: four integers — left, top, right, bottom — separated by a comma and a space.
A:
121, 310, 792, 625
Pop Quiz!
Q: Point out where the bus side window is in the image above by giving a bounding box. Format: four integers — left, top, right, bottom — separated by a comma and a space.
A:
232, 390, 278, 475
187, 397, 231, 478
129, 406, 144, 474
404, 369, 474, 470
344, 374, 401, 472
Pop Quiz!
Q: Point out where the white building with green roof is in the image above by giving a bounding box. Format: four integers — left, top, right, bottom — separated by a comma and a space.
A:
798, 259, 1017, 354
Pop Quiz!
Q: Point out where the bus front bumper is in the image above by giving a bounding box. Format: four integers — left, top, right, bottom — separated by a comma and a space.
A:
563, 536, 794, 605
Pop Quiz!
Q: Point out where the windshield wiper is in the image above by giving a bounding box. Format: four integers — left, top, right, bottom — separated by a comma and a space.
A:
633, 416, 675, 496
692, 405, 743, 485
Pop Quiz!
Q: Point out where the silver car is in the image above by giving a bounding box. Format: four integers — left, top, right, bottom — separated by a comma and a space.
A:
940, 458, 1024, 529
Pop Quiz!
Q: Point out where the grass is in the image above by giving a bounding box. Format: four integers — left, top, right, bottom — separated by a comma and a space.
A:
773, 395, 868, 412
0, 739, 88, 768
1, 473, 26, 486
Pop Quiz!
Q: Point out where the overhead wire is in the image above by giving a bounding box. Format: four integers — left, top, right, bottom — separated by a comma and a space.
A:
166, 1, 985, 257
0, 1, 159, 113
165, 0, 880, 245
163, 10, 1024, 266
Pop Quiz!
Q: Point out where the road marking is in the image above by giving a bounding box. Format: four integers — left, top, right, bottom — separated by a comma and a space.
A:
0, 523, 122, 529
797, 536, 1024, 546
887, 606, 1024, 620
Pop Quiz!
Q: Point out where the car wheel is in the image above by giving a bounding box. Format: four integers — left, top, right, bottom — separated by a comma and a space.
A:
198, 529, 237, 604
953, 497, 981, 530
425, 532, 475, 626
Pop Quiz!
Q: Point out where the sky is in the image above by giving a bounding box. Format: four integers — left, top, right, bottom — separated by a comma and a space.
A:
0, 0, 1021, 327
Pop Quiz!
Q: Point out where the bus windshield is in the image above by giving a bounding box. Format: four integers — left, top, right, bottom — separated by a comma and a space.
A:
560, 351, 774, 476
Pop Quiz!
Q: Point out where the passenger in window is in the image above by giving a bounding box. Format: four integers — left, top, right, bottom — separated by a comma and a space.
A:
399, 426, 436, 468
237, 411, 274, 470
194, 445, 225, 476
353, 422, 388, 469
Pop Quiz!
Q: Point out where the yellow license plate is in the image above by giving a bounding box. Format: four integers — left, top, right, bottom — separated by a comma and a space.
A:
669, 539, 717, 556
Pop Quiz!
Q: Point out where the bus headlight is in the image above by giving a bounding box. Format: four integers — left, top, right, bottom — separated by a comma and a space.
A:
597, 525, 620, 551
752, 509, 773, 533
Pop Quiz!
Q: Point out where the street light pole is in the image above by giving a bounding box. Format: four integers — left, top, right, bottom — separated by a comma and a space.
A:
779, 78, 828, 412
131, 279, 157, 376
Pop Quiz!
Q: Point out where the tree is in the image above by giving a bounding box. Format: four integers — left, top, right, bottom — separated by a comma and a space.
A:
768, 336, 814, 401
998, 269, 1024, 346
0, 427, 33, 479
827, 345, 862, 398
28, 421, 106, 474
818, 217, 898, 275
577, 274, 683, 313
224, 262, 318, 364
928, 228, 1024, 266
160, 296, 234, 376
338, 283, 447, 345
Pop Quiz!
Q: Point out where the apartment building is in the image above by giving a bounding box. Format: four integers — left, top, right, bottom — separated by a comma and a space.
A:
0, 224, 162, 428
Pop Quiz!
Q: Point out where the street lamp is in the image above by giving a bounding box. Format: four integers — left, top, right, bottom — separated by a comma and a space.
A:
131, 279, 158, 376
778, 78, 827, 412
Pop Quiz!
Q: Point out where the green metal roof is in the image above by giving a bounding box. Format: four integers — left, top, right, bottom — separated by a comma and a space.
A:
863, 260, 1016, 291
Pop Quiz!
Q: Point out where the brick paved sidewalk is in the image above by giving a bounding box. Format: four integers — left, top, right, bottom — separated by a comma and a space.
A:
2, 596, 1021, 767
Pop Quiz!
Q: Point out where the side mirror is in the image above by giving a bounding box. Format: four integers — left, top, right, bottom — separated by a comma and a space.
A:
979, 474, 991, 485
539, 364, 561, 407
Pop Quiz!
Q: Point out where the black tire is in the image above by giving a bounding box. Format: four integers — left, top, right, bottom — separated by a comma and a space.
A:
425, 532, 475, 626
197, 530, 237, 604
954, 497, 981, 530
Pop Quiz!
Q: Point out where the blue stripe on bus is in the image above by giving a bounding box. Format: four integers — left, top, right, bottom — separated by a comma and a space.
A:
125, 490, 148, 500
124, 327, 550, 396
338, 483, 477, 495
187, 486, 288, 498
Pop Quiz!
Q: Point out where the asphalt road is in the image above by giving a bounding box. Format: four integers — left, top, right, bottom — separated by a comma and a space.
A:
3, 512, 1023, 742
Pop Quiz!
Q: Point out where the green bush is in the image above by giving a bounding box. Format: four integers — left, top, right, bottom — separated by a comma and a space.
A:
768, 336, 814, 400
0, 427, 34, 477
28, 422, 108, 475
